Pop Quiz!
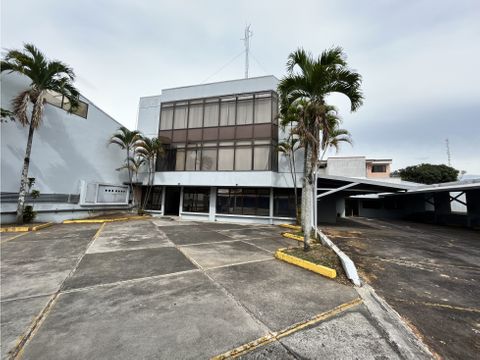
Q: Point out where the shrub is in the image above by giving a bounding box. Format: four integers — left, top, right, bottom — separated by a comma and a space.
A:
23, 205, 36, 223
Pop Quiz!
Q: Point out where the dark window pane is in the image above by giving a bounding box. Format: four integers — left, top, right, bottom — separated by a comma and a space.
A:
372, 165, 387, 173
183, 187, 210, 213
144, 187, 163, 210
203, 127, 218, 140
273, 188, 298, 217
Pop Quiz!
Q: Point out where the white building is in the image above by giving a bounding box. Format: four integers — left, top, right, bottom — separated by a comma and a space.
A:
136, 75, 305, 224
1, 73, 130, 223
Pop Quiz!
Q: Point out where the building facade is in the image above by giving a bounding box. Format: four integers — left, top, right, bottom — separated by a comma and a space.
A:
1, 73, 130, 223
137, 76, 304, 224
319, 156, 392, 179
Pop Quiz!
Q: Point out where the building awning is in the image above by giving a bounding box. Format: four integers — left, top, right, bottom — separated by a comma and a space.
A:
316, 174, 415, 199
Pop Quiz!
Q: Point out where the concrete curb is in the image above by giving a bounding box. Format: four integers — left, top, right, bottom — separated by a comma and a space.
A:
62, 215, 150, 224
0, 222, 53, 233
279, 223, 301, 231
275, 248, 337, 279
357, 284, 434, 360
316, 228, 362, 286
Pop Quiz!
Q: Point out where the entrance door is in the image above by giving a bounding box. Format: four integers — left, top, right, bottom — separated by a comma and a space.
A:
164, 187, 181, 215
345, 199, 359, 216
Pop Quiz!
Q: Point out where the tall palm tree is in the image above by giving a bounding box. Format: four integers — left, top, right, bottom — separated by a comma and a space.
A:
1, 44, 80, 224
136, 136, 164, 210
319, 106, 353, 160
278, 47, 363, 250
109, 126, 142, 206
277, 134, 301, 224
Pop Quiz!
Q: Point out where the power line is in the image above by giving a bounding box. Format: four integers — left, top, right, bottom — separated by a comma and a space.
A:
200, 49, 245, 84
250, 51, 270, 76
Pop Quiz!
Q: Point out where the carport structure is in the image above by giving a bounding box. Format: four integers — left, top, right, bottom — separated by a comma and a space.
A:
314, 174, 415, 223
384, 179, 480, 228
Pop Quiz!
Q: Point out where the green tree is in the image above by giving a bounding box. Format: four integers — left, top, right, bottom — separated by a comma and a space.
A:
1, 44, 80, 224
137, 136, 164, 211
109, 126, 142, 206
278, 47, 363, 250
319, 106, 353, 160
397, 164, 459, 184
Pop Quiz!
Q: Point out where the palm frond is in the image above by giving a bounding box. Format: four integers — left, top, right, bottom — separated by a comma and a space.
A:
11, 90, 31, 126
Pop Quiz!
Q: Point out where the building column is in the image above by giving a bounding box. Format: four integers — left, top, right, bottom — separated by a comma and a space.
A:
466, 189, 480, 228
209, 187, 216, 221
161, 186, 166, 215
179, 186, 184, 218
269, 187, 274, 224
433, 192, 451, 224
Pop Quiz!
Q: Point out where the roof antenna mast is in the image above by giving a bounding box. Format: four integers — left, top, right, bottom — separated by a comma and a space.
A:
242, 24, 253, 79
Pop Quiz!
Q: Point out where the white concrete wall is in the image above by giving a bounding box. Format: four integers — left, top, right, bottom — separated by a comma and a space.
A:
1, 73, 129, 222
326, 157, 366, 178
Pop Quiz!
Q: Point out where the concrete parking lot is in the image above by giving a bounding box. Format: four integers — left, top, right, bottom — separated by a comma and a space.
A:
1, 218, 429, 359
323, 218, 480, 360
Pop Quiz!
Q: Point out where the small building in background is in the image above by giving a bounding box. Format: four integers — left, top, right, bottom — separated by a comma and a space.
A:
319, 156, 392, 179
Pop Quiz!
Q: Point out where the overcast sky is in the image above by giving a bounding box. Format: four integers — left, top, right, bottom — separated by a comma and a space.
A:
2, 0, 479, 174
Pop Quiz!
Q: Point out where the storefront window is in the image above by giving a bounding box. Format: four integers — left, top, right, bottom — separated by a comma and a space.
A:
183, 187, 210, 213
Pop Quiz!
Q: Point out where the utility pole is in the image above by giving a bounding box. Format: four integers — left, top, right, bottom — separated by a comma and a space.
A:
242, 25, 253, 79
445, 138, 451, 166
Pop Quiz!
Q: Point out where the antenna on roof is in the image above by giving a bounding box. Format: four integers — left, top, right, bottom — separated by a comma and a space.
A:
445, 138, 451, 166
241, 24, 253, 79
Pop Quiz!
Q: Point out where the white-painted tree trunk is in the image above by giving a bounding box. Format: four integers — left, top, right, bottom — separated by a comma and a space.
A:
302, 144, 313, 250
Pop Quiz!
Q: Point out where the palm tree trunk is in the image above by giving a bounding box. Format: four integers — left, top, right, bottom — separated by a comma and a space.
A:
16, 121, 35, 224
291, 149, 299, 225
302, 144, 312, 251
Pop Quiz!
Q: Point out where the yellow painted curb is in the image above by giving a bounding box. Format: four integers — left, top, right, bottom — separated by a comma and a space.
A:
0, 222, 53, 233
281, 231, 316, 243
63, 215, 149, 224
279, 223, 301, 231
211, 297, 362, 359
275, 248, 337, 279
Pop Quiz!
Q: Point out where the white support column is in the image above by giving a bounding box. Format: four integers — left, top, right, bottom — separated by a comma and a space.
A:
269, 187, 274, 224
179, 186, 184, 218
209, 187, 216, 221
161, 186, 166, 215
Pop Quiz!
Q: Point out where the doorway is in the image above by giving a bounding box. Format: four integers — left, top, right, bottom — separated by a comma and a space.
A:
345, 199, 359, 217
164, 187, 181, 215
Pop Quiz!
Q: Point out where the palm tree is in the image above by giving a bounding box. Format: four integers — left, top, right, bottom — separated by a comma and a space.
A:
278, 47, 363, 250
136, 136, 164, 210
319, 106, 353, 160
109, 126, 142, 206
277, 134, 301, 224
1, 44, 80, 224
